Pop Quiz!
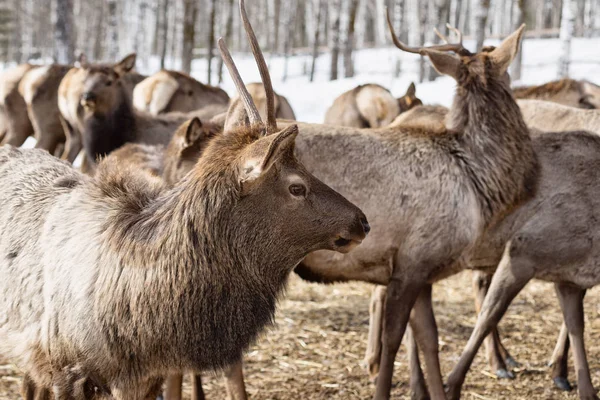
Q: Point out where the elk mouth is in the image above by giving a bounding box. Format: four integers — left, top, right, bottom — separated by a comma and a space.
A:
80, 98, 96, 110
333, 236, 362, 253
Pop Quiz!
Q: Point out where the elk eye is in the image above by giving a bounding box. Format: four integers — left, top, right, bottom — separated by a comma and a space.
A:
187, 90, 193, 96
289, 184, 306, 197
106, 80, 113, 86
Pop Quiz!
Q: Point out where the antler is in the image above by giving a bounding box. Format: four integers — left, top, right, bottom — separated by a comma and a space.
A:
240, 0, 277, 134
217, 37, 262, 127
434, 23, 467, 54
386, 8, 469, 55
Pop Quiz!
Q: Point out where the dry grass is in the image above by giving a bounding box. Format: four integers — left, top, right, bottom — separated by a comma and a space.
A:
1, 271, 599, 399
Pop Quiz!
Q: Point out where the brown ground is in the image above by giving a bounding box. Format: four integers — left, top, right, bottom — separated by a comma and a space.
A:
1, 272, 599, 399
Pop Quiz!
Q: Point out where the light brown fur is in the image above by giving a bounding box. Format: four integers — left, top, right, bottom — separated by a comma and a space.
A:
0, 63, 35, 146
513, 78, 600, 109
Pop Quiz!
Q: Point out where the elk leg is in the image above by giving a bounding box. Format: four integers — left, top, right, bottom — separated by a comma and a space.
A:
21, 374, 36, 400
59, 117, 82, 163
373, 273, 424, 400
163, 374, 183, 400
549, 322, 572, 391
554, 283, 597, 400
405, 325, 429, 400
191, 374, 206, 400
34, 134, 61, 155
223, 360, 248, 400
472, 270, 515, 378
409, 284, 445, 400
446, 247, 535, 400
365, 285, 387, 381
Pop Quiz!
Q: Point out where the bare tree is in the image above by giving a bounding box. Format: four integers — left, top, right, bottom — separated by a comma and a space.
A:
510, 0, 525, 81
343, 0, 359, 78
181, 0, 197, 74
559, 0, 576, 77
473, 0, 490, 51
218, 0, 235, 84
418, 0, 429, 82
309, 0, 324, 82
282, 0, 297, 81
207, 0, 217, 84
159, 0, 168, 69
54, 0, 75, 64
329, 0, 342, 80
106, 0, 119, 61
429, 0, 450, 80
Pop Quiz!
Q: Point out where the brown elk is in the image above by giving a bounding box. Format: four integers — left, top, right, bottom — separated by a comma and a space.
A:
0, 4, 369, 397
132, 70, 230, 115
57, 54, 147, 163
0, 63, 35, 146
323, 83, 420, 128
18, 64, 72, 156
281, 17, 538, 400
518, 99, 600, 133
226, 82, 296, 128
513, 78, 600, 109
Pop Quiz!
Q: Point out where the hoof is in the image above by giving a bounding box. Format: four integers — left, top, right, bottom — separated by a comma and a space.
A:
504, 356, 521, 368
496, 369, 515, 379
444, 383, 461, 400
411, 390, 430, 400
552, 377, 572, 392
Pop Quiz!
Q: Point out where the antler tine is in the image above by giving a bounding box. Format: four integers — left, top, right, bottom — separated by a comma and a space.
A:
217, 38, 262, 127
385, 7, 422, 54
240, 0, 277, 134
446, 23, 463, 45
434, 27, 450, 44
429, 24, 466, 53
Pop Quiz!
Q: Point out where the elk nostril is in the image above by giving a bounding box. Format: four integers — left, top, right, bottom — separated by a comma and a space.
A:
82, 92, 95, 101
335, 237, 351, 247
361, 218, 370, 234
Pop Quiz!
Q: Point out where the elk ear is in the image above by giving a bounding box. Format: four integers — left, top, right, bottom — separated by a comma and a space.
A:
114, 53, 137, 76
406, 82, 416, 97
239, 124, 298, 184
224, 98, 250, 131
422, 50, 461, 80
489, 24, 525, 75
182, 118, 204, 148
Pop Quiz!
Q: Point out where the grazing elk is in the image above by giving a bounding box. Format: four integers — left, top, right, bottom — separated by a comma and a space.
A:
323, 83, 420, 128
513, 78, 600, 109
133, 70, 230, 115
0, 63, 35, 146
226, 82, 296, 128
18, 64, 72, 156
57, 54, 146, 163
518, 99, 600, 133
0, 9, 368, 399
281, 17, 538, 400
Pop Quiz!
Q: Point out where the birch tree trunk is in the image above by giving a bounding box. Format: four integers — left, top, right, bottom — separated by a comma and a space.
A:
159, 0, 168, 69
218, 0, 235, 83
343, 0, 359, 78
106, 0, 119, 61
394, 0, 405, 77
329, 0, 342, 80
418, 0, 429, 82
309, 0, 324, 82
473, 0, 490, 51
282, 0, 297, 81
181, 0, 197, 74
206, 0, 217, 83
55, 0, 75, 64
558, 0, 576, 77
510, 0, 525, 81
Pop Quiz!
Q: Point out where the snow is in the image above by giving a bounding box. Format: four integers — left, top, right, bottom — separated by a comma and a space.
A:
17, 36, 600, 150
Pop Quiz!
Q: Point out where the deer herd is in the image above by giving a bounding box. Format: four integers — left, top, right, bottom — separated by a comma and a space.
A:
1, 1, 600, 399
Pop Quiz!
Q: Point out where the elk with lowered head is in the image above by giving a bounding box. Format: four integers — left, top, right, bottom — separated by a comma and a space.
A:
286, 18, 538, 400
0, 63, 34, 147
0, 16, 368, 400
133, 69, 230, 115
513, 78, 600, 109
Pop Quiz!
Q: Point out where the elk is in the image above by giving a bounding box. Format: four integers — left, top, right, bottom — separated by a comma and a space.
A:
0, 6, 369, 398
226, 82, 296, 127
0, 63, 34, 146
18, 64, 72, 156
323, 83, 420, 128
132, 70, 230, 115
518, 99, 600, 133
57, 54, 147, 163
280, 17, 538, 400
513, 78, 600, 109
71, 57, 227, 172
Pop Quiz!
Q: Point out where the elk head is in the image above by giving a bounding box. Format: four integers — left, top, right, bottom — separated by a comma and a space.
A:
79, 54, 137, 117
209, 0, 369, 254
397, 82, 423, 113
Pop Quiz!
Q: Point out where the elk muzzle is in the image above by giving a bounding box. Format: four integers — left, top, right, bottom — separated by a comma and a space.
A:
81, 92, 97, 109
333, 215, 370, 253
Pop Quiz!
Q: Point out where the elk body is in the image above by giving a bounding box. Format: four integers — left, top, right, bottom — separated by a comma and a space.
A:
57, 54, 146, 163
0, 14, 369, 397
513, 78, 600, 109
282, 21, 539, 400
518, 99, 600, 133
18, 64, 72, 156
0, 63, 34, 146
133, 70, 230, 115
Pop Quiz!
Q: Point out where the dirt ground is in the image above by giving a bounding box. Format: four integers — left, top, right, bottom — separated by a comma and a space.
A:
1, 271, 599, 399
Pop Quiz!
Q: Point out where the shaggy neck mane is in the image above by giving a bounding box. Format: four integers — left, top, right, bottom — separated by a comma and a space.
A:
83, 88, 136, 162
445, 57, 539, 224
91, 126, 296, 372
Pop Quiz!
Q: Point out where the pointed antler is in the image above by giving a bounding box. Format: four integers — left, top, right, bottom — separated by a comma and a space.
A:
434, 24, 465, 51
217, 37, 262, 127
240, 0, 277, 134
386, 8, 469, 55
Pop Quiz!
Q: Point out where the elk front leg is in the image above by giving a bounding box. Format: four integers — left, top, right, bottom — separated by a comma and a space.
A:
191, 374, 206, 400
164, 374, 183, 400
446, 246, 535, 400
223, 360, 247, 400
549, 322, 572, 391
472, 270, 518, 378
554, 283, 597, 400
373, 274, 424, 400
59, 117, 82, 163
21, 374, 50, 400
409, 284, 445, 400
365, 285, 387, 381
